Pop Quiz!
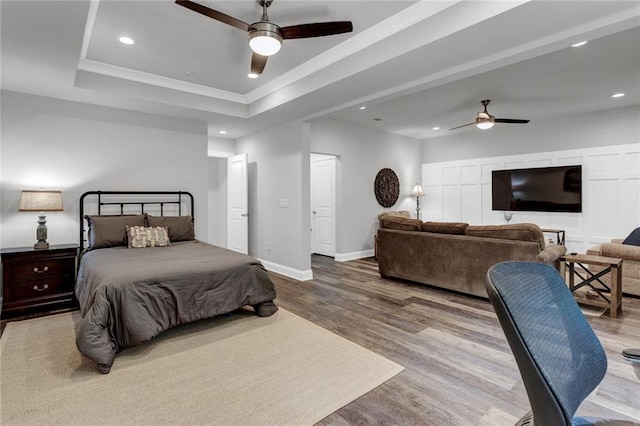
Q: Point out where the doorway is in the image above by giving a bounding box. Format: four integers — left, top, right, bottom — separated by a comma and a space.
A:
310, 153, 336, 257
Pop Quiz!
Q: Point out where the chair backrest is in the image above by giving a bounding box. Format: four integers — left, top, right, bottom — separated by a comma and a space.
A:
486, 261, 607, 426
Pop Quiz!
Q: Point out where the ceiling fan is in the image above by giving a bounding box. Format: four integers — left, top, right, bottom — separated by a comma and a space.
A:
449, 99, 530, 130
175, 0, 353, 77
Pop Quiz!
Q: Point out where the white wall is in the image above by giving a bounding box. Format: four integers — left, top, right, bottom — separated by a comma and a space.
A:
236, 121, 312, 280
421, 106, 640, 254
310, 118, 422, 259
207, 136, 234, 157
0, 91, 208, 248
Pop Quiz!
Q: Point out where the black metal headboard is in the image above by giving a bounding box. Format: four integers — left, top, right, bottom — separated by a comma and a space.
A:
79, 191, 194, 252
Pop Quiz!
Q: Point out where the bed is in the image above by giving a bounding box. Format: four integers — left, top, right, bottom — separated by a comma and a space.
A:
75, 191, 278, 374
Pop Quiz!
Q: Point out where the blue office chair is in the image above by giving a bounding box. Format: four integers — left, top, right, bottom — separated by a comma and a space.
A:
486, 261, 640, 426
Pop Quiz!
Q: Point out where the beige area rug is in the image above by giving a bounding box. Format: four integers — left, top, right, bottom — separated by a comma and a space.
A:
1, 309, 403, 425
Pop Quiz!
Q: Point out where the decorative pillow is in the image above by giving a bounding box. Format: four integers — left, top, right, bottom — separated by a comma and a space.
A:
622, 227, 640, 246
146, 215, 195, 242
465, 223, 545, 249
127, 226, 171, 248
85, 214, 147, 250
379, 216, 422, 231
421, 222, 468, 235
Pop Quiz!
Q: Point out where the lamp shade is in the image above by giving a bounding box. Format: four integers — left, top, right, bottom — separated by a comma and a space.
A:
19, 190, 63, 212
411, 184, 425, 197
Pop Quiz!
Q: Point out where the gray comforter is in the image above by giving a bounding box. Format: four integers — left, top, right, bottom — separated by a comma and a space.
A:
75, 240, 277, 373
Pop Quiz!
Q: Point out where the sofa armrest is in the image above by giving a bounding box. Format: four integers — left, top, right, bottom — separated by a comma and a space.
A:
612, 238, 624, 244
587, 244, 603, 256
600, 242, 640, 262
536, 244, 567, 263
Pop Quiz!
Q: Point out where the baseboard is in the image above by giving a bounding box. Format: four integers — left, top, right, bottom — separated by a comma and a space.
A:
258, 259, 314, 281
335, 249, 375, 262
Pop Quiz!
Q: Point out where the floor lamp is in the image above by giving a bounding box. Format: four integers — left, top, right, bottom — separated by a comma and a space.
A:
411, 183, 425, 220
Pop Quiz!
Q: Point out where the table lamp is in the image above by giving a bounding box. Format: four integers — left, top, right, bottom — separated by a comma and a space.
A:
411, 183, 425, 220
19, 189, 64, 249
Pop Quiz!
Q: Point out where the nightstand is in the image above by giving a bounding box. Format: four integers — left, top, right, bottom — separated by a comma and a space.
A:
1, 244, 79, 319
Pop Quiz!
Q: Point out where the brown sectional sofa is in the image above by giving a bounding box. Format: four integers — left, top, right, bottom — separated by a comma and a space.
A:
376, 218, 566, 298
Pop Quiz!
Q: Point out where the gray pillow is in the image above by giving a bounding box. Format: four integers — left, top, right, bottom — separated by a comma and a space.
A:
622, 227, 640, 246
85, 214, 147, 250
146, 215, 195, 242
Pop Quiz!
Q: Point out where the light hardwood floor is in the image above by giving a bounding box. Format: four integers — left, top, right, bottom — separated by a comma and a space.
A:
271, 255, 640, 425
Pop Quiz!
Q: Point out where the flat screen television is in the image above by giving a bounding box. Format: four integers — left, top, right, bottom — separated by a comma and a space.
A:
492, 165, 582, 213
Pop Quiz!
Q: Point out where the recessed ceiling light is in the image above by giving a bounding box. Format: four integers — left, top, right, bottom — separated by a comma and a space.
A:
611, 93, 625, 98
218, 130, 227, 135
359, 106, 366, 110
432, 127, 440, 131
118, 36, 135, 45
248, 73, 259, 79
571, 41, 587, 47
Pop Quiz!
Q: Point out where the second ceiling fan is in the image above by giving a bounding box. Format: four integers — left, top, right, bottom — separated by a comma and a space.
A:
176, 0, 353, 77
449, 99, 530, 130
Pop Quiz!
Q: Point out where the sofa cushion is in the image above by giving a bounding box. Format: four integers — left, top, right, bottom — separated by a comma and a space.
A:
421, 221, 468, 235
622, 227, 640, 246
379, 216, 422, 231
377, 210, 411, 220
465, 223, 545, 249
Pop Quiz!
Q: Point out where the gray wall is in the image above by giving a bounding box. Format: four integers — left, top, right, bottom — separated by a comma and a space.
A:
236, 120, 311, 274
422, 105, 640, 163
207, 157, 227, 247
0, 90, 208, 248
310, 118, 422, 255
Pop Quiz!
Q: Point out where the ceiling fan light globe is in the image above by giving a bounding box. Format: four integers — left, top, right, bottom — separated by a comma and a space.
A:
476, 117, 494, 130
249, 23, 282, 56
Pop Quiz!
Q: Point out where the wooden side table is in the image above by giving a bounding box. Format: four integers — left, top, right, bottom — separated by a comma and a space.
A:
561, 253, 623, 318
1, 244, 79, 319
541, 228, 565, 245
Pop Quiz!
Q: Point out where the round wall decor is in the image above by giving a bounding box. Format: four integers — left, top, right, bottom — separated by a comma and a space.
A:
374, 168, 400, 208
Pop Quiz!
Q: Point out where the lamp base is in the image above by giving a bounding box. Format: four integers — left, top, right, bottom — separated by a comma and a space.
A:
34, 214, 49, 250
34, 241, 49, 250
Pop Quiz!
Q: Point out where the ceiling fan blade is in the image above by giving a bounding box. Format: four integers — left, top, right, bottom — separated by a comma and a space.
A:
448, 122, 476, 131
280, 21, 353, 39
495, 118, 530, 124
251, 53, 268, 75
175, 0, 249, 31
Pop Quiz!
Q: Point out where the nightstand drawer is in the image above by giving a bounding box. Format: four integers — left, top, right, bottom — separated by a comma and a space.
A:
10, 275, 74, 301
10, 258, 74, 281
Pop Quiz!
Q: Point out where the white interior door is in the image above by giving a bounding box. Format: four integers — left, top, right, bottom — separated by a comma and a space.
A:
311, 155, 336, 257
227, 153, 248, 254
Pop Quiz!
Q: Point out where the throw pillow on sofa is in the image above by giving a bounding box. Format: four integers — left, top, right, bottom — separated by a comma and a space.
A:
465, 223, 546, 249
380, 216, 422, 231
623, 227, 640, 246
421, 221, 468, 235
